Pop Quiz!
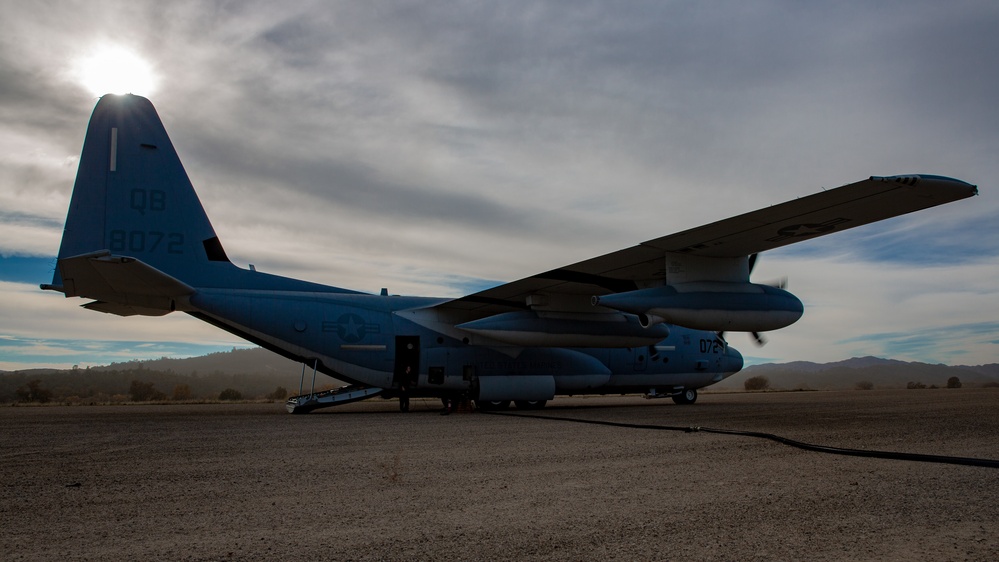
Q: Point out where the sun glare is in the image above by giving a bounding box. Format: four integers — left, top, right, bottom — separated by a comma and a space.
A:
74, 45, 158, 97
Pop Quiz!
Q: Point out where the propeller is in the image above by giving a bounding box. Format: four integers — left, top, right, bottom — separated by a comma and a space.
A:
716, 326, 769, 347
716, 329, 764, 346
716, 253, 788, 347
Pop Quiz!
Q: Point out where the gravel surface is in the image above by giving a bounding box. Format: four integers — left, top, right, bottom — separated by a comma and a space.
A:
2, 389, 998, 561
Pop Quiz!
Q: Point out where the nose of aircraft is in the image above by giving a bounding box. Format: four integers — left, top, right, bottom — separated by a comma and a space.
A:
725, 344, 744, 373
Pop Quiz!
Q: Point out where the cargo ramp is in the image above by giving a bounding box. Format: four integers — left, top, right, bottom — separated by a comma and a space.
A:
286, 385, 383, 414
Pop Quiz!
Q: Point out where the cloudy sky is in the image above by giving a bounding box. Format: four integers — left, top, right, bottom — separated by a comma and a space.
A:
1, 1, 997, 371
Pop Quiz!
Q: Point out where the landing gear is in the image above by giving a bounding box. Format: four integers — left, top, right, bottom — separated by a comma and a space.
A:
672, 388, 697, 405
514, 400, 547, 410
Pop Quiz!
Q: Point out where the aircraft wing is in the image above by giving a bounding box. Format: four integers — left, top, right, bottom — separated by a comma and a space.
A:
434, 174, 977, 321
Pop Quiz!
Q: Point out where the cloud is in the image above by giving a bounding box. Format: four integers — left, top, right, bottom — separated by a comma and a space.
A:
743, 253, 999, 365
1, 1, 997, 369
0, 281, 247, 370
0, 256, 57, 284
0, 335, 250, 371
834, 322, 999, 365
773, 201, 997, 266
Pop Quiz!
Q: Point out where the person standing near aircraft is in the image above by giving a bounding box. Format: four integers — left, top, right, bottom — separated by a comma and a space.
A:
399, 366, 411, 412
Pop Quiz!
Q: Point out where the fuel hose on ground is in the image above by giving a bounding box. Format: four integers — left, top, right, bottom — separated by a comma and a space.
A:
485, 411, 999, 469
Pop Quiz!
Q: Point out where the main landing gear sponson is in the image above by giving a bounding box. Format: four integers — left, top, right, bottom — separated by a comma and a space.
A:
474, 400, 548, 411
474, 400, 510, 411
513, 400, 547, 410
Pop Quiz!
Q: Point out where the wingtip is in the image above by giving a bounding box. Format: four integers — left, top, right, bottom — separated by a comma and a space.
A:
916, 174, 979, 197
871, 174, 978, 197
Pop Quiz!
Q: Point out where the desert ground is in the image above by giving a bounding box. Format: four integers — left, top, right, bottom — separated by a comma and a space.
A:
2, 389, 998, 561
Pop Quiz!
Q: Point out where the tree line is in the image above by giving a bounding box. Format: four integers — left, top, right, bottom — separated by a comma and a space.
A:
0, 366, 323, 404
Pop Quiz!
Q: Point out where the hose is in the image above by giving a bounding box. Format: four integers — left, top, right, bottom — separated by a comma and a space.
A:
485, 411, 999, 469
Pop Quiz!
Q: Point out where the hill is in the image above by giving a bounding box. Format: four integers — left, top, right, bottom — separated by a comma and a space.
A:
3, 349, 997, 403
0, 348, 339, 403
715, 356, 999, 390
90, 347, 303, 377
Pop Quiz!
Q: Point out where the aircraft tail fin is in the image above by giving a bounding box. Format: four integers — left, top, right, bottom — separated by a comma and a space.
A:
47, 94, 235, 300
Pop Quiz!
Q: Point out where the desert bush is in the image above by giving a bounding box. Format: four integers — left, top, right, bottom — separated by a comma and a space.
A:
267, 386, 288, 400
906, 381, 927, 390
171, 384, 193, 401
855, 381, 874, 390
218, 388, 243, 401
744, 376, 770, 391
129, 380, 167, 402
947, 376, 962, 389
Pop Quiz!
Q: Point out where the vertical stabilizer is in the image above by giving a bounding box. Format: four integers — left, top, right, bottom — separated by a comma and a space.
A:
52, 94, 230, 288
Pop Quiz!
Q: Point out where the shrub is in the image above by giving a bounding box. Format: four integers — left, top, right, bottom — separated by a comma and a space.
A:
172, 384, 193, 401
129, 380, 166, 402
946, 376, 962, 389
744, 376, 770, 391
855, 381, 874, 390
906, 381, 927, 390
267, 386, 288, 400
218, 388, 243, 401
16, 380, 52, 403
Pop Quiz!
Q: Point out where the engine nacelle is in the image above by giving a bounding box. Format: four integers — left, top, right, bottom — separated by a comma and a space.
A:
592, 282, 803, 332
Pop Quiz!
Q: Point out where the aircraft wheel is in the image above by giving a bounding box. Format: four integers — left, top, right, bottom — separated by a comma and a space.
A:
514, 400, 547, 410
475, 400, 511, 411
672, 389, 697, 405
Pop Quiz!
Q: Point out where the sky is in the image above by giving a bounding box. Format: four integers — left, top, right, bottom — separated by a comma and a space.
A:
1, 1, 997, 370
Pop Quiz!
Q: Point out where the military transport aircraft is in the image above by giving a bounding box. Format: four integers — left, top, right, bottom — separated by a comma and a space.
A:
42, 94, 977, 413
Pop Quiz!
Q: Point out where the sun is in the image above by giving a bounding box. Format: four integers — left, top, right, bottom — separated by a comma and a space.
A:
74, 45, 158, 97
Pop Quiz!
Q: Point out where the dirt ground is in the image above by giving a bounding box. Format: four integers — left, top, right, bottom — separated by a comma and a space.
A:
2, 389, 998, 561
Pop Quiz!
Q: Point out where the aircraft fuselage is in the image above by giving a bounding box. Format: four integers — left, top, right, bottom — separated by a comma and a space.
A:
189, 289, 743, 402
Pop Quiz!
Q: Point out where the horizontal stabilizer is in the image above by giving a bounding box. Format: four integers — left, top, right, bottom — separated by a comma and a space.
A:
55, 251, 195, 315
82, 301, 173, 317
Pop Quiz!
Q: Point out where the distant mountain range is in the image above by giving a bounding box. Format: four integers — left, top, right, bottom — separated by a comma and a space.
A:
715, 356, 999, 390
0, 348, 321, 402
93, 347, 305, 378
93, 350, 999, 390
2, 347, 303, 378
3, 349, 998, 401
